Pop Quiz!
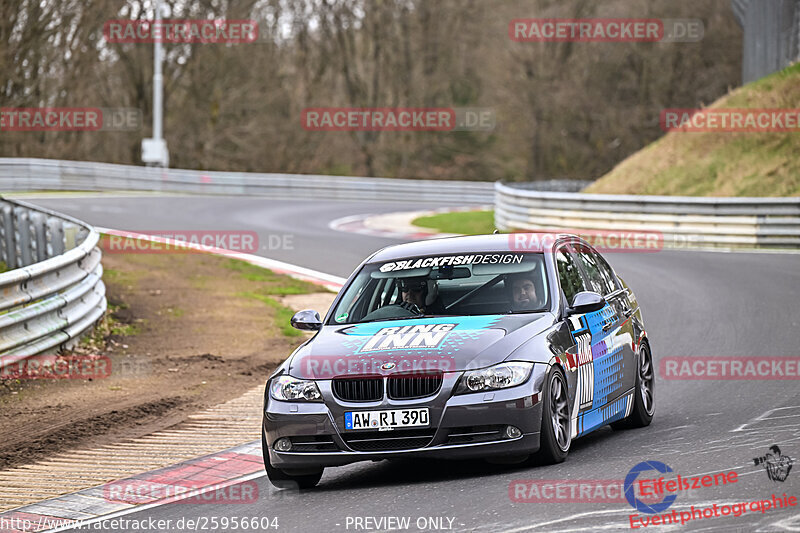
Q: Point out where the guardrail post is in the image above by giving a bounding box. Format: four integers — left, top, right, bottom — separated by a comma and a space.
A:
0, 203, 16, 269
48, 217, 65, 257
31, 212, 47, 263
64, 222, 79, 251
13, 207, 33, 267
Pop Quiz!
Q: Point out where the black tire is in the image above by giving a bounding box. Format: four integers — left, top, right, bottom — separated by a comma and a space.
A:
265, 461, 323, 490
534, 365, 571, 464
261, 431, 323, 489
611, 342, 655, 430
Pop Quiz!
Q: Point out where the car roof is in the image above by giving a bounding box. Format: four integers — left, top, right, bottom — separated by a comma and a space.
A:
367, 233, 579, 262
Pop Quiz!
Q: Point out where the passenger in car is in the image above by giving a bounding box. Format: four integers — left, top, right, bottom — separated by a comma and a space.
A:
507, 272, 541, 311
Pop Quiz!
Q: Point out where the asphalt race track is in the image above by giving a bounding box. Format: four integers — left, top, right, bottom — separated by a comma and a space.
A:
24, 194, 800, 532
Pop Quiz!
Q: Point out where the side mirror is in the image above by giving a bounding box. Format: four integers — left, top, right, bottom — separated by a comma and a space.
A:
568, 291, 606, 315
291, 309, 322, 331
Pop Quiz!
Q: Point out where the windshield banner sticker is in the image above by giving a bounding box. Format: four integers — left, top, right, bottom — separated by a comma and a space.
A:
379, 254, 523, 272
340, 316, 503, 355
360, 323, 456, 352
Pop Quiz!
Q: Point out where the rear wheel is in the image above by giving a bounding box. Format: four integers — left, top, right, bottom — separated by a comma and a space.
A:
611, 342, 655, 430
534, 366, 571, 464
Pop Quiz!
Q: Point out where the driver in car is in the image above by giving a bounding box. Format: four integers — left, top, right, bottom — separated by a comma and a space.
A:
399, 277, 444, 315
507, 272, 541, 311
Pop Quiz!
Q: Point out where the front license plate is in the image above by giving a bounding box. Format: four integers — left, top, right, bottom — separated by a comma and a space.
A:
344, 408, 429, 430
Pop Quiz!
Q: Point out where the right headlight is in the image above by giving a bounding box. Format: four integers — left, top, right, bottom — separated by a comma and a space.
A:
454, 362, 534, 394
270, 375, 323, 402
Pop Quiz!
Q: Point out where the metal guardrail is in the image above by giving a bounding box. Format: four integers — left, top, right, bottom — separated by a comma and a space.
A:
4, 158, 798, 249
495, 182, 800, 248
0, 198, 106, 365
0, 158, 495, 204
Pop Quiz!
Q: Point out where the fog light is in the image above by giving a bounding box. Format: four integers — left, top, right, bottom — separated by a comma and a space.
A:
505, 426, 522, 439
274, 438, 292, 452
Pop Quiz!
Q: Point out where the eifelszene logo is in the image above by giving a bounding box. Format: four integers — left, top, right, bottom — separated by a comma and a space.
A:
624, 461, 677, 514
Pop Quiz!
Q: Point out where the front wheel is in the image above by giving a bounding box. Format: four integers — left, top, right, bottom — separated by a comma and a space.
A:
611, 342, 655, 430
534, 365, 571, 464
265, 462, 323, 490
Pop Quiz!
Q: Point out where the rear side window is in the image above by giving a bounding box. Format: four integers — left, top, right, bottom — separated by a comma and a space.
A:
572, 245, 616, 296
555, 249, 586, 305
593, 252, 620, 293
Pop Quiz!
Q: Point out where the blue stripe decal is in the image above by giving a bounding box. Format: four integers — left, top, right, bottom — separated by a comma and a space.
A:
584, 303, 617, 339
577, 395, 629, 436
592, 339, 625, 408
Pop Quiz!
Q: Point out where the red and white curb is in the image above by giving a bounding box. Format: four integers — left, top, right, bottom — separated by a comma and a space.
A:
0, 229, 345, 533
328, 213, 444, 240
328, 206, 489, 240
0, 442, 265, 533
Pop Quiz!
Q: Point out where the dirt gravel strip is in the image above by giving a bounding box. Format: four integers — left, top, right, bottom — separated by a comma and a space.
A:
0, 230, 343, 532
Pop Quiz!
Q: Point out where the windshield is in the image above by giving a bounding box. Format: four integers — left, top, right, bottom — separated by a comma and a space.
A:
330, 252, 548, 325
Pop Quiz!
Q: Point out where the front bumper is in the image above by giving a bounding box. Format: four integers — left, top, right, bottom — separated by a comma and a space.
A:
262, 367, 547, 470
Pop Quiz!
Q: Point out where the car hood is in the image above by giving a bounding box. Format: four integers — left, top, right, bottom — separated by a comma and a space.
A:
288, 314, 554, 379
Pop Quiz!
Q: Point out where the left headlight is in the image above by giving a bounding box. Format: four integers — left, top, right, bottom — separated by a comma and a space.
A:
270, 375, 323, 402
454, 362, 534, 394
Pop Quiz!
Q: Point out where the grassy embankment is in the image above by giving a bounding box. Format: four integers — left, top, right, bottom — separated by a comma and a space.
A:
414, 63, 800, 234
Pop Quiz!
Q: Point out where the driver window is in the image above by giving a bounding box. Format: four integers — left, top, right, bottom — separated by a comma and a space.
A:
556, 248, 586, 306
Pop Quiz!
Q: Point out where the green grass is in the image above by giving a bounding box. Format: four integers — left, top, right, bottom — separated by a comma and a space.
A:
239, 292, 303, 338
225, 258, 325, 338
79, 303, 142, 350
224, 259, 327, 294
412, 210, 496, 235
108, 320, 141, 336
102, 266, 143, 287
164, 307, 185, 318
0, 261, 7, 274
585, 62, 800, 197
